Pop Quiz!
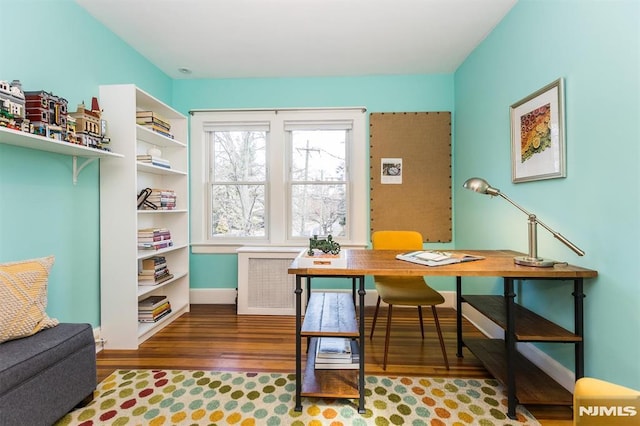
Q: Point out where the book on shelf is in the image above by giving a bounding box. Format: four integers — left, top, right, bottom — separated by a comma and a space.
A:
138, 123, 174, 139
138, 257, 171, 282
395, 250, 485, 267
138, 272, 174, 286
315, 337, 352, 360
139, 308, 172, 323
138, 295, 168, 310
138, 228, 173, 250
139, 301, 171, 316
138, 235, 172, 243
136, 155, 171, 168
138, 240, 173, 250
140, 256, 167, 272
136, 111, 171, 130
315, 339, 359, 370
146, 188, 177, 210
138, 227, 171, 237
138, 298, 172, 322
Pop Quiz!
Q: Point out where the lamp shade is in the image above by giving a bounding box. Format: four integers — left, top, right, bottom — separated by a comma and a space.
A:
463, 177, 500, 196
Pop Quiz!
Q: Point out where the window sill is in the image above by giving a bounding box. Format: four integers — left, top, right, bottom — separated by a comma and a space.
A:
190, 242, 368, 254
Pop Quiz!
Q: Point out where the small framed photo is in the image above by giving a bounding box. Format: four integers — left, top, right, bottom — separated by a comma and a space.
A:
381, 158, 402, 184
510, 78, 565, 183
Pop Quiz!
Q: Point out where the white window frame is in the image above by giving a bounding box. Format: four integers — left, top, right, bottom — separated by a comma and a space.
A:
190, 108, 368, 253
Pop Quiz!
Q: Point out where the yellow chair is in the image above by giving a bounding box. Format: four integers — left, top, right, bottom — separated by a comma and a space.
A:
370, 230, 449, 370
573, 377, 640, 424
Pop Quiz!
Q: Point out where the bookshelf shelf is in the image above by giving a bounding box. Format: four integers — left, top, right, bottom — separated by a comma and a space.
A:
137, 270, 189, 298
0, 126, 123, 184
138, 209, 188, 215
137, 162, 188, 176
99, 84, 190, 349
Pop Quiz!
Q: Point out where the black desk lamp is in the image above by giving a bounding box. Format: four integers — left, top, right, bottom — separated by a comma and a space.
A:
463, 177, 585, 267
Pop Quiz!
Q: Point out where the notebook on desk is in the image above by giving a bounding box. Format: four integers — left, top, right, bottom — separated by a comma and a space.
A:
396, 250, 485, 267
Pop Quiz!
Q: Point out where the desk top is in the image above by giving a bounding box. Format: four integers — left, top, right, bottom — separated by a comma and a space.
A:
288, 249, 598, 279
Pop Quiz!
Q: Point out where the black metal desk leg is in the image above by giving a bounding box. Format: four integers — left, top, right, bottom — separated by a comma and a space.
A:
294, 275, 303, 411
456, 276, 463, 358
504, 277, 517, 419
358, 275, 366, 413
573, 278, 585, 379
352, 277, 357, 306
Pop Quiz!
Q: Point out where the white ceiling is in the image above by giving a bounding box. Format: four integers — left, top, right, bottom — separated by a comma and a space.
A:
76, 0, 517, 80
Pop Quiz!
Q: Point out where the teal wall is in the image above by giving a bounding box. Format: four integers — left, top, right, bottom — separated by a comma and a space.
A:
0, 0, 172, 326
1, 0, 638, 390
172, 75, 455, 291
454, 0, 639, 388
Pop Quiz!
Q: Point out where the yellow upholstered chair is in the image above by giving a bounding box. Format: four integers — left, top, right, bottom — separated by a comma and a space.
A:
370, 230, 449, 370
573, 377, 640, 424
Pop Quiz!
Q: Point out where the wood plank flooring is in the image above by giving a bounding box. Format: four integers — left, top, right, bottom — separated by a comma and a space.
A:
96, 304, 572, 425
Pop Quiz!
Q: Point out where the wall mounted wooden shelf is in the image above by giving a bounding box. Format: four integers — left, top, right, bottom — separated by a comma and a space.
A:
0, 126, 123, 184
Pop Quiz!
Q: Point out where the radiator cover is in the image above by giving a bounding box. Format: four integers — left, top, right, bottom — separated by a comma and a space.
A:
237, 247, 305, 315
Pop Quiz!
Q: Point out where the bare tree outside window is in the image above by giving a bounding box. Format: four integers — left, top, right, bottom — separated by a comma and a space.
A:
210, 130, 266, 238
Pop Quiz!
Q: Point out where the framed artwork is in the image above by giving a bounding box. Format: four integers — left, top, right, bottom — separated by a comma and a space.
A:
510, 78, 565, 183
381, 157, 403, 184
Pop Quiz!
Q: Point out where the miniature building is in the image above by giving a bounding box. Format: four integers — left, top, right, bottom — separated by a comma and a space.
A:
0, 80, 26, 129
70, 97, 103, 148
66, 115, 78, 144
24, 89, 68, 140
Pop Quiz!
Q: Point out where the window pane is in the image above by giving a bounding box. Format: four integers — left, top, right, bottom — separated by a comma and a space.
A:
291, 130, 345, 181
212, 131, 266, 182
211, 184, 265, 237
291, 184, 346, 237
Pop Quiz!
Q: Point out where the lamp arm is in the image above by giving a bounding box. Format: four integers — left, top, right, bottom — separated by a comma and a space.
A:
497, 192, 585, 257
533, 217, 585, 256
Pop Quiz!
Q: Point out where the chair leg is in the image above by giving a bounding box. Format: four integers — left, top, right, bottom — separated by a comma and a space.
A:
370, 296, 382, 339
383, 304, 393, 370
431, 305, 449, 370
417, 305, 425, 339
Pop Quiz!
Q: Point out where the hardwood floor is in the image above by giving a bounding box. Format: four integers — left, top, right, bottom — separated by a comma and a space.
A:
96, 304, 572, 425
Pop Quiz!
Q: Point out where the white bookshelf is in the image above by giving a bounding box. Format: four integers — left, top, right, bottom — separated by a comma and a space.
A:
99, 84, 189, 349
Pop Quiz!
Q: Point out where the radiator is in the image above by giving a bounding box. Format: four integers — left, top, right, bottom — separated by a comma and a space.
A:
236, 247, 305, 315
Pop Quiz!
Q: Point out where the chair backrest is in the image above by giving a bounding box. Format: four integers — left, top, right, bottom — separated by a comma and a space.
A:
372, 230, 423, 251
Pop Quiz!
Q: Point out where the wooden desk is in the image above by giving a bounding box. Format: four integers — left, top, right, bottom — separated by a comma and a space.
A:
288, 249, 598, 418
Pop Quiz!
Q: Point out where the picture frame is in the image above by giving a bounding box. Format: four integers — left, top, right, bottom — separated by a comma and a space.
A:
510, 78, 565, 183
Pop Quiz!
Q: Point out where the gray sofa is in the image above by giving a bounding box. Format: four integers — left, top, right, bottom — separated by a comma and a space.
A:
0, 323, 96, 426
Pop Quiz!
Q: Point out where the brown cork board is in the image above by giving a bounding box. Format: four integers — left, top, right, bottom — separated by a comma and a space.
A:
369, 112, 452, 242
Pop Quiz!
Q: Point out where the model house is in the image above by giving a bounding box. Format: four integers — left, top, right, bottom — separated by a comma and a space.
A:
1, 0, 638, 421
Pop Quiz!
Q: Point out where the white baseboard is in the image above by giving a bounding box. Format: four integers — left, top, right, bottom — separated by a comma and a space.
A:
191, 288, 573, 391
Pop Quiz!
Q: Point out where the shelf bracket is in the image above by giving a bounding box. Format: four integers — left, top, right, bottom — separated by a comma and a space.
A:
73, 156, 98, 185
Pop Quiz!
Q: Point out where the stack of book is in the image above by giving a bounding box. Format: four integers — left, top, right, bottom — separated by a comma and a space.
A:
147, 188, 177, 210
138, 295, 172, 323
138, 227, 173, 250
136, 154, 171, 169
138, 255, 174, 286
314, 337, 359, 370
136, 111, 173, 139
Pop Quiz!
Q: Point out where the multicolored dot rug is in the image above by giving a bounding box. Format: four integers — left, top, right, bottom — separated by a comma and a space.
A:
55, 369, 539, 425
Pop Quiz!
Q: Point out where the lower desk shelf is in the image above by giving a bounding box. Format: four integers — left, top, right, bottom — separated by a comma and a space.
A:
302, 338, 360, 399
296, 291, 365, 411
465, 338, 573, 405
